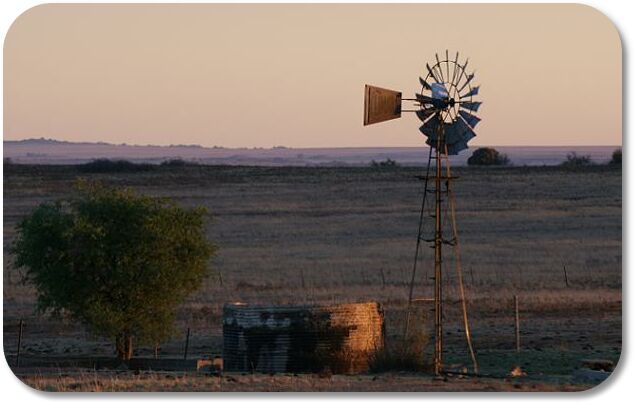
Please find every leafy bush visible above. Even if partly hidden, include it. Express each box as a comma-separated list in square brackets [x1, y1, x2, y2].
[78, 159, 154, 173]
[467, 147, 510, 166]
[12, 182, 216, 360]
[561, 152, 593, 167]
[610, 148, 622, 166]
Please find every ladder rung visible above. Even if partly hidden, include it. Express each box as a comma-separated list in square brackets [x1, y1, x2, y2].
[412, 298, 434, 302]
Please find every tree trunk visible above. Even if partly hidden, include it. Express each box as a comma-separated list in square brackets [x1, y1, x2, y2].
[116, 333, 133, 361]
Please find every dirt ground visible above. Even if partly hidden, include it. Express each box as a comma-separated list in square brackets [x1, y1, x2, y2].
[2, 163, 622, 391]
[14, 370, 593, 392]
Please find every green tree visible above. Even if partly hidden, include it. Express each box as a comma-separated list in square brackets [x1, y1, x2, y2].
[11, 182, 215, 360]
[467, 147, 510, 166]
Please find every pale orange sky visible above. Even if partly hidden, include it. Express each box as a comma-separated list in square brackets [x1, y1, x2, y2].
[3, 3, 621, 148]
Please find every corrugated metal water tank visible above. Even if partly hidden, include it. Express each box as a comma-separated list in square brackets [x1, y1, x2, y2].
[223, 302, 384, 374]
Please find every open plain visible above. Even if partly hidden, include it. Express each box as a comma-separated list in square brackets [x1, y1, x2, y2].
[2, 162, 621, 391]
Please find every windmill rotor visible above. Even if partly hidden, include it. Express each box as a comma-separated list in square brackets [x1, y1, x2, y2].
[416, 52, 482, 155]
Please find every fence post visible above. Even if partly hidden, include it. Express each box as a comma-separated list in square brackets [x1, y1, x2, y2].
[183, 328, 191, 360]
[300, 269, 306, 289]
[16, 319, 24, 368]
[514, 295, 520, 352]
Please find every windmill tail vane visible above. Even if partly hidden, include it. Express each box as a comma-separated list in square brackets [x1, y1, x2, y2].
[363, 50, 481, 376]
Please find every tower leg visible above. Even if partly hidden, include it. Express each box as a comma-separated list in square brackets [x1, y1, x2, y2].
[434, 118, 444, 376]
[443, 146, 479, 374]
[404, 146, 433, 339]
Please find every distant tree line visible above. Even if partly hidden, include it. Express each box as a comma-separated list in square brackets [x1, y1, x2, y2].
[560, 148, 621, 168]
[560, 152, 593, 168]
[76, 158, 201, 173]
[78, 159, 155, 173]
[370, 158, 399, 168]
[466, 147, 622, 167]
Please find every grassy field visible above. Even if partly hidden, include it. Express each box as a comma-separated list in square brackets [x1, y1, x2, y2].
[2, 163, 621, 391]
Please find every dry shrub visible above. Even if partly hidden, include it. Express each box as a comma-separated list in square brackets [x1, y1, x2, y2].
[369, 309, 431, 373]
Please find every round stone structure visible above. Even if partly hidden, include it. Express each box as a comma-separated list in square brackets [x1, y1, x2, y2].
[222, 301, 384, 374]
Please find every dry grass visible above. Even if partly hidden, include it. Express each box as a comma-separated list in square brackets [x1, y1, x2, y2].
[369, 307, 431, 373]
[3, 164, 621, 389]
[16, 370, 591, 392]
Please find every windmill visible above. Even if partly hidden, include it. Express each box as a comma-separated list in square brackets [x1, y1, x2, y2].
[363, 51, 481, 375]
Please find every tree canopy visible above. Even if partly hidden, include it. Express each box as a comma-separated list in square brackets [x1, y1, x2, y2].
[12, 182, 215, 360]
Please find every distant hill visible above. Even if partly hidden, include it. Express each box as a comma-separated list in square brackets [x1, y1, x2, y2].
[3, 138, 619, 167]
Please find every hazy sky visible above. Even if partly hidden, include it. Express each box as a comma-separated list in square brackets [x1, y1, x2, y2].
[4, 4, 621, 148]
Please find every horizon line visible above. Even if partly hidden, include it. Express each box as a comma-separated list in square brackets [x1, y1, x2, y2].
[3, 137, 622, 150]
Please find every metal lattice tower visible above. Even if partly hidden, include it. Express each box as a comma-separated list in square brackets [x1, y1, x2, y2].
[363, 50, 481, 376]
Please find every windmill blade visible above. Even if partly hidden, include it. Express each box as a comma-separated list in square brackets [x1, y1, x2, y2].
[460, 86, 480, 99]
[445, 50, 450, 82]
[419, 77, 431, 90]
[426, 63, 441, 84]
[457, 73, 475, 93]
[419, 114, 441, 137]
[431, 83, 449, 99]
[462, 128, 476, 143]
[463, 122, 477, 143]
[425, 129, 442, 147]
[458, 110, 481, 128]
[435, 53, 445, 82]
[415, 93, 435, 105]
[454, 58, 469, 90]
[447, 141, 469, 156]
[420, 117, 440, 138]
[415, 108, 435, 123]
[455, 116, 477, 142]
[444, 122, 462, 145]
[460, 101, 482, 112]
[449, 51, 460, 86]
